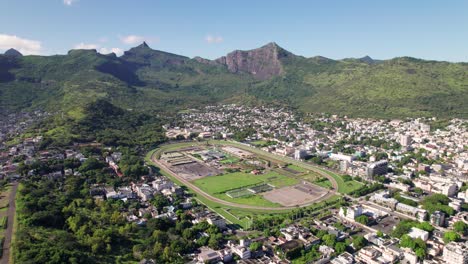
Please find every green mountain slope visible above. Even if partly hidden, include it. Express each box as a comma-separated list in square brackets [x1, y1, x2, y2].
[1, 43, 467, 118]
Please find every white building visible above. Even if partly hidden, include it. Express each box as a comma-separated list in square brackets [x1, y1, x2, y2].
[207, 215, 226, 230]
[330, 153, 354, 163]
[228, 240, 251, 260]
[400, 135, 412, 147]
[407, 227, 429, 241]
[331, 252, 354, 264]
[443, 241, 468, 264]
[339, 205, 363, 220]
[432, 182, 458, 197]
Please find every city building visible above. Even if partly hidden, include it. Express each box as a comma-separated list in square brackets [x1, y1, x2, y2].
[331, 252, 354, 264]
[339, 205, 363, 220]
[367, 160, 388, 179]
[432, 182, 458, 197]
[400, 135, 412, 147]
[430, 211, 445, 227]
[443, 241, 468, 264]
[407, 227, 429, 241]
[330, 153, 354, 163]
[206, 215, 227, 230]
[294, 149, 308, 160]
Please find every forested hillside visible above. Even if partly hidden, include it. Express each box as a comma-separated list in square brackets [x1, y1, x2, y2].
[1, 42, 467, 119]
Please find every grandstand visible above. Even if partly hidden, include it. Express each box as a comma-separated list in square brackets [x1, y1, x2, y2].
[248, 183, 274, 194]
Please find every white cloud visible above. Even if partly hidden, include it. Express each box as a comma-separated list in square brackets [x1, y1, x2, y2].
[0, 34, 42, 55]
[99, 47, 123, 56]
[63, 0, 78, 6]
[74, 42, 99, 49]
[119, 35, 159, 45]
[205, 34, 223, 44]
[73, 42, 123, 56]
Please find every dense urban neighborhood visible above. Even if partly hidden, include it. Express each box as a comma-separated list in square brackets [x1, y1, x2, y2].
[0, 104, 466, 264]
[2, 1, 468, 263]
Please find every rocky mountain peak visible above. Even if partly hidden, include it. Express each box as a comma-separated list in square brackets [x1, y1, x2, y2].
[214, 42, 293, 80]
[138, 41, 150, 49]
[4, 48, 23, 57]
[359, 55, 375, 64]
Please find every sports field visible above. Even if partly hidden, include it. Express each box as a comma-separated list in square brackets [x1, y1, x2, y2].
[146, 141, 353, 229]
[193, 171, 298, 194]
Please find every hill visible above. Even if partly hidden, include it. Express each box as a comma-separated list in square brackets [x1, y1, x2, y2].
[1, 42, 467, 119]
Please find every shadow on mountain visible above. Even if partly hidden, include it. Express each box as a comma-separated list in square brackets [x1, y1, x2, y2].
[0, 56, 19, 82]
[95, 60, 145, 86]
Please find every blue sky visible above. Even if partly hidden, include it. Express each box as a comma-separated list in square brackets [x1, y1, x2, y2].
[1, 0, 467, 61]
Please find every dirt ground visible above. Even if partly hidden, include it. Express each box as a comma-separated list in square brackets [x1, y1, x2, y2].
[262, 183, 328, 206]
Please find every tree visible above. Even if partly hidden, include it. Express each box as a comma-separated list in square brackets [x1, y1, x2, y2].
[182, 229, 196, 241]
[415, 247, 426, 260]
[151, 194, 169, 211]
[78, 158, 104, 172]
[416, 222, 434, 233]
[400, 235, 415, 249]
[376, 230, 384, 238]
[421, 194, 454, 215]
[249, 242, 262, 252]
[453, 221, 468, 235]
[355, 215, 369, 226]
[322, 234, 336, 247]
[392, 220, 417, 238]
[64, 158, 81, 171]
[152, 230, 169, 243]
[443, 231, 461, 244]
[208, 235, 221, 249]
[352, 235, 367, 250]
[334, 242, 346, 254]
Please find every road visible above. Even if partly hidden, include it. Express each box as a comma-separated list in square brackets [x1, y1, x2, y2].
[0, 182, 18, 264]
[150, 142, 340, 211]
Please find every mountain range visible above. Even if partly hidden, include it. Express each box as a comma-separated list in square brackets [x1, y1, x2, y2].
[1, 42, 467, 119]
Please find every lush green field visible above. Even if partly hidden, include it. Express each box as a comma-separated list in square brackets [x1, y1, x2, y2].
[147, 142, 350, 229]
[214, 193, 280, 207]
[319, 169, 364, 194]
[314, 179, 333, 189]
[250, 140, 269, 145]
[286, 164, 307, 173]
[211, 140, 365, 194]
[193, 171, 298, 194]
[219, 156, 240, 164]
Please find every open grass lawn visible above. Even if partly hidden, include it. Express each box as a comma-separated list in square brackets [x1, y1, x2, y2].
[314, 179, 333, 189]
[301, 171, 322, 182]
[286, 164, 307, 173]
[193, 171, 298, 194]
[147, 142, 352, 229]
[214, 193, 281, 207]
[219, 156, 240, 164]
[250, 140, 269, 146]
[318, 170, 364, 194]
